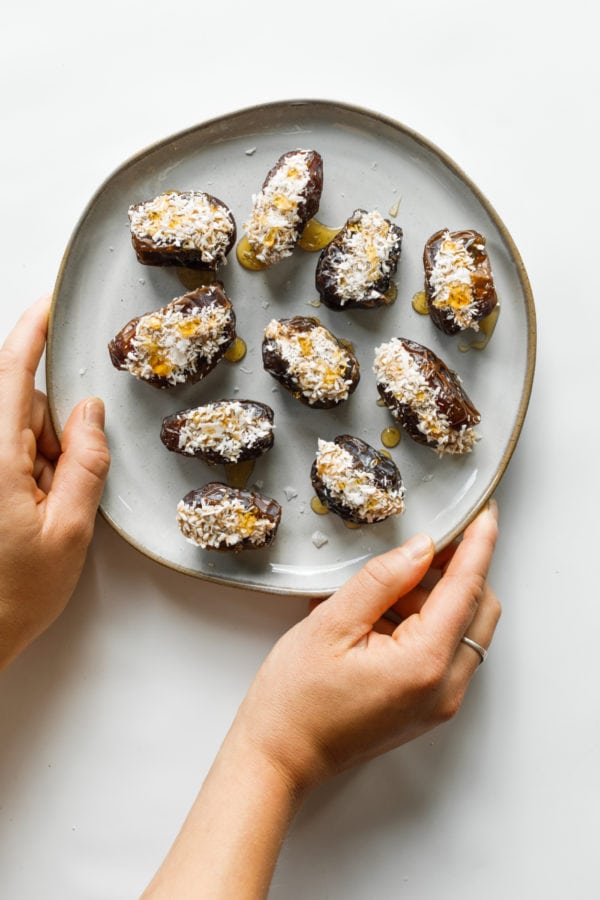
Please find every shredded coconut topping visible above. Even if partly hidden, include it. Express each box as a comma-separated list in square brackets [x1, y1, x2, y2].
[177, 495, 276, 549]
[428, 231, 478, 329]
[373, 339, 478, 454]
[126, 300, 233, 384]
[129, 191, 234, 265]
[315, 439, 405, 521]
[326, 211, 399, 305]
[264, 319, 354, 404]
[244, 151, 312, 265]
[176, 402, 273, 462]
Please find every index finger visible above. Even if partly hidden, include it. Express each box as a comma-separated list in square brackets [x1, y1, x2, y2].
[413, 500, 499, 653]
[0, 296, 51, 433]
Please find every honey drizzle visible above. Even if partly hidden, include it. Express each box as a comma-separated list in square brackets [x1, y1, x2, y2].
[344, 520, 361, 529]
[381, 427, 401, 448]
[412, 290, 429, 315]
[236, 236, 268, 270]
[176, 268, 216, 290]
[310, 496, 330, 515]
[224, 459, 255, 489]
[298, 218, 341, 252]
[224, 336, 247, 363]
[459, 305, 501, 353]
[382, 282, 398, 305]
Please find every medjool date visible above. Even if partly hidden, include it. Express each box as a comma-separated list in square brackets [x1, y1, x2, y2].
[176, 482, 281, 551]
[316, 209, 402, 309]
[243, 149, 323, 267]
[108, 284, 236, 389]
[262, 316, 360, 409]
[161, 400, 274, 464]
[310, 435, 405, 525]
[373, 337, 480, 454]
[128, 190, 236, 270]
[424, 228, 497, 334]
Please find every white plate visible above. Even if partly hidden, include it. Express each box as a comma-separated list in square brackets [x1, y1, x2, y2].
[48, 99, 536, 596]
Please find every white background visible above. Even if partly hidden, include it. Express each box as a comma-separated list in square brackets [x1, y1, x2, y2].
[1, 2, 598, 898]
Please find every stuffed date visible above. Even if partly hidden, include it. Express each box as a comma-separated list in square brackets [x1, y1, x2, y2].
[128, 190, 236, 270]
[424, 228, 497, 334]
[262, 316, 360, 409]
[176, 482, 281, 551]
[108, 284, 236, 388]
[161, 400, 274, 465]
[315, 209, 402, 309]
[373, 337, 480, 454]
[311, 435, 405, 525]
[243, 149, 323, 267]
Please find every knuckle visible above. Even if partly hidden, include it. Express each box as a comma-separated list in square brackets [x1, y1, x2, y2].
[360, 555, 397, 592]
[436, 691, 464, 724]
[79, 442, 111, 482]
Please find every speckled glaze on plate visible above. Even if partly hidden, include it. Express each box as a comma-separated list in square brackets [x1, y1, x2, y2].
[47, 99, 536, 596]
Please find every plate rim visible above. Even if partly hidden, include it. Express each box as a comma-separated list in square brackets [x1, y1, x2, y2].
[47, 97, 537, 596]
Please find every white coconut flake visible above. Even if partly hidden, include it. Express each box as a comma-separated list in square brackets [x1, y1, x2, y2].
[312, 530, 329, 548]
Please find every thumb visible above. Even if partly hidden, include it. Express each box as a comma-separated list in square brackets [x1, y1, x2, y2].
[46, 397, 110, 543]
[323, 533, 434, 633]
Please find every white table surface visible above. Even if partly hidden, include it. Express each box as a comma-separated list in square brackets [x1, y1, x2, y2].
[1, 3, 598, 898]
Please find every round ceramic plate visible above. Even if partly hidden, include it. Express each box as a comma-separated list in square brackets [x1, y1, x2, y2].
[48, 99, 536, 596]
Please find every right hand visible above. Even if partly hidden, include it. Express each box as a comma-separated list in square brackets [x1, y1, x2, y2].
[232, 502, 501, 795]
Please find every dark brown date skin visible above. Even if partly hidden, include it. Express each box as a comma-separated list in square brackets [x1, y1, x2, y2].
[261, 149, 323, 237]
[262, 316, 360, 409]
[129, 192, 236, 270]
[316, 209, 403, 309]
[161, 400, 274, 465]
[310, 435, 403, 525]
[424, 229, 497, 335]
[376, 338, 480, 448]
[181, 482, 282, 551]
[107, 284, 236, 390]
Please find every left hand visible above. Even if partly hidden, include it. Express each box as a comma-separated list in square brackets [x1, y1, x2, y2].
[0, 297, 110, 669]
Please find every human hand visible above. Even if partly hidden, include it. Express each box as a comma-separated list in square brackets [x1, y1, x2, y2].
[0, 297, 110, 670]
[233, 503, 500, 795]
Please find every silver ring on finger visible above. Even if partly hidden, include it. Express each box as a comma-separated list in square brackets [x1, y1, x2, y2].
[460, 635, 488, 665]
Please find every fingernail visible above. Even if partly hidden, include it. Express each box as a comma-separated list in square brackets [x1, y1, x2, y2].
[84, 397, 105, 430]
[402, 532, 433, 562]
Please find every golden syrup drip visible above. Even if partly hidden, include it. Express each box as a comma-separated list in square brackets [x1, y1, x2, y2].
[459, 304, 501, 353]
[224, 336, 247, 363]
[388, 197, 401, 218]
[339, 337, 355, 354]
[298, 218, 341, 252]
[381, 426, 401, 448]
[379, 448, 392, 459]
[307, 298, 321, 308]
[412, 290, 429, 315]
[376, 397, 387, 407]
[382, 282, 398, 305]
[176, 268, 216, 290]
[224, 459, 255, 489]
[236, 236, 268, 270]
[310, 496, 330, 516]
[344, 520, 361, 529]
